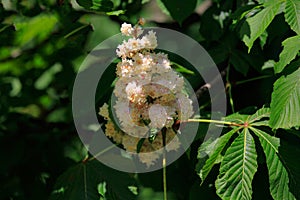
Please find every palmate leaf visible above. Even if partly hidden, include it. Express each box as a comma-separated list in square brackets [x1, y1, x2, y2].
[197, 128, 240, 184]
[274, 35, 300, 73]
[285, 0, 300, 35]
[49, 159, 137, 200]
[242, 0, 281, 52]
[250, 128, 296, 200]
[270, 68, 300, 129]
[215, 128, 258, 200]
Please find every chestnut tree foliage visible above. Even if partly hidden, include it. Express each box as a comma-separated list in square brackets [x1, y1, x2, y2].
[0, 0, 299, 199]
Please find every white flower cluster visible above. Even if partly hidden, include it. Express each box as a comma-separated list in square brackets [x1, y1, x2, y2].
[99, 21, 194, 167]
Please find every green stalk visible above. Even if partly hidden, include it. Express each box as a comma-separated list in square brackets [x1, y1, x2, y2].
[88, 145, 115, 161]
[226, 66, 235, 113]
[162, 128, 168, 200]
[187, 118, 242, 127]
[163, 152, 167, 200]
[235, 75, 272, 85]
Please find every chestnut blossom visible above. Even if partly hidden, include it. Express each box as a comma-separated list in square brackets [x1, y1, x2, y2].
[120, 23, 134, 36]
[99, 21, 194, 167]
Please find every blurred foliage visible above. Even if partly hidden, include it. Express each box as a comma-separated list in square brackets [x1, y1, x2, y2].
[0, 0, 299, 199]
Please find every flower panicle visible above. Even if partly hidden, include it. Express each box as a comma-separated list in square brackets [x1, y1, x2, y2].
[99, 20, 194, 167]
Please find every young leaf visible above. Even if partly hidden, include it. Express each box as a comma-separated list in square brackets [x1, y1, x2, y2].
[242, 1, 281, 52]
[285, 0, 300, 35]
[270, 68, 300, 129]
[250, 128, 296, 200]
[197, 128, 240, 184]
[216, 128, 258, 200]
[274, 35, 300, 73]
[160, 0, 197, 25]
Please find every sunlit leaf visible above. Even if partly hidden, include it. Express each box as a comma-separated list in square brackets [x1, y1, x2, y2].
[106, 10, 125, 16]
[285, 0, 300, 35]
[14, 13, 59, 49]
[248, 107, 270, 124]
[197, 128, 239, 184]
[250, 128, 296, 200]
[156, 0, 170, 16]
[274, 36, 300, 73]
[171, 62, 195, 75]
[34, 63, 62, 90]
[242, 1, 281, 51]
[261, 60, 276, 71]
[270, 68, 300, 129]
[216, 128, 258, 200]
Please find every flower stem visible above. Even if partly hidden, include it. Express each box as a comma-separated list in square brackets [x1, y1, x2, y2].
[163, 152, 167, 200]
[162, 128, 168, 200]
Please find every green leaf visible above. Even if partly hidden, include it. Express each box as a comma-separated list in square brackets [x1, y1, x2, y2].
[14, 13, 59, 49]
[34, 63, 62, 90]
[50, 160, 137, 200]
[224, 112, 249, 124]
[49, 161, 100, 200]
[229, 50, 250, 76]
[250, 128, 296, 200]
[242, 1, 281, 52]
[248, 107, 270, 124]
[278, 135, 300, 199]
[171, 62, 195, 75]
[76, 0, 113, 12]
[270, 68, 300, 129]
[197, 128, 239, 184]
[208, 44, 229, 64]
[261, 60, 276, 71]
[285, 0, 300, 35]
[259, 30, 268, 49]
[106, 10, 125, 16]
[231, 4, 259, 21]
[160, 0, 197, 25]
[63, 137, 88, 162]
[216, 128, 258, 200]
[156, 0, 170, 16]
[97, 182, 107, 198]
[274, 36, 300, 73]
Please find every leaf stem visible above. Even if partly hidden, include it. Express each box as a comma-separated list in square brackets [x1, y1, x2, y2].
[226, 66, 235, 113]
[88, 145, 115, 161]
[235, 75, 272, 85]
[187, 118, 242, 126]
[64, 24, 90, 39]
